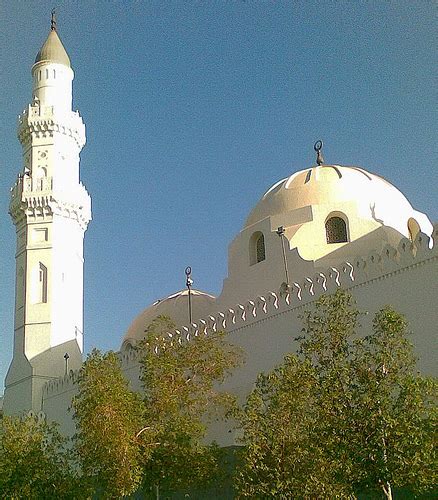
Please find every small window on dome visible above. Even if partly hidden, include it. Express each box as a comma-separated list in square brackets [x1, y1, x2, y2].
[326, 216, 348, 244]
[256, 234, 265, 263]
[250, 231, 266, 265]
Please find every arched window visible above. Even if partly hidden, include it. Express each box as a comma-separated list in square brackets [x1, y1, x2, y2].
[38, 263, 48, 303]
[325, 216, 348, 244]
[256, 233, 265, 263]
[249, 231, 266, 265]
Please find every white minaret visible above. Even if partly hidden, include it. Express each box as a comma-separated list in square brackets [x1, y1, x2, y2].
[3, 15, 91, 415]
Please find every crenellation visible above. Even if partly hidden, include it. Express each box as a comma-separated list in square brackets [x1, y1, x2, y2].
[18, 104, 85, 149]
[397, 238, 416, 266]
[303, 277, 315, 296]
[363, 251, 383, 279]
[38, 231, 438, 422]
[314, 272, 328, 292]
[413, 232, 432, 258]
[327, 267, 341, 289]
[43, 368, 79, 397]
[119, 235, 437, 355]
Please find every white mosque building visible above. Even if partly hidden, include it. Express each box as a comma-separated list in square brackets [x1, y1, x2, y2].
[2, 22, 437, 442]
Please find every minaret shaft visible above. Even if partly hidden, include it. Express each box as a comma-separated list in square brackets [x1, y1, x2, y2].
[3, 26, 91, 415]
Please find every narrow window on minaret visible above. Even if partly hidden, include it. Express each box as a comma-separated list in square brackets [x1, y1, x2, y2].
[31, 263, 48, 304]
[53, 69, 56, 79]
[46, 69, 49, 79]
[16, 267, 24, 309]
[39, 263, 48, 303]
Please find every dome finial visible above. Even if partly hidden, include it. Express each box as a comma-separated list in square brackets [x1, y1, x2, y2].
[185, 266, 194, 324]
[34, 10, 71, 67]
[51, 8, 57, 31]
[314, 140, 324, 166]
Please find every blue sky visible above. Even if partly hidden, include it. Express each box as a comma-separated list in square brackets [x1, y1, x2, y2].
[1, 1, 436, 390]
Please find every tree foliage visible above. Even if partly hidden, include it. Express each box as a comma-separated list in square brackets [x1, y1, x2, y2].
[72, 348, 146, 498]
[351, 308, 438, 497]
[138, 315, 243, 496]
[236, 289, 437, 499]
[0, 414, 74, 499]
[69, 316, 242, 498]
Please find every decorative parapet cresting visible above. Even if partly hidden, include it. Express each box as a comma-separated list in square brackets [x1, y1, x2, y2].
[9, 175, 91, 229]
[17, 105, 85, 149]
[121, 229, 436, 357]
[42, 369, 80, 398]
[43, 230, 437, 399]
[121, 264, 359, 357]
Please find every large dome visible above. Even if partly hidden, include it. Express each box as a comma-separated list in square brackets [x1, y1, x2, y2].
[244, 164, 432, 239]
[122, 289, 216, 346]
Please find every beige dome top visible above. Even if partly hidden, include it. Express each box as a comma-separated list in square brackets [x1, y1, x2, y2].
[34, 29, 71, 68]
[244, 165, 432, 238]
[122, 289, 217, 345]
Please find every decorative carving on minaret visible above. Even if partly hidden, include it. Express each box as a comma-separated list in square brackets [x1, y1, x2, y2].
[17, 105, 86, 149]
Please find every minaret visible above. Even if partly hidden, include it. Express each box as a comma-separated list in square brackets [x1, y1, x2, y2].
[3, 15, 91, 415]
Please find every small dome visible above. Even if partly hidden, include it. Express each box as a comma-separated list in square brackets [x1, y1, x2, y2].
[244, 164, 433, 240]
[34, 29, 71, 68]
[122, 289, 216, 345]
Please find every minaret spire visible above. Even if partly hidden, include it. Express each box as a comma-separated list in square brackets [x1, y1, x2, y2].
[51, 8, 57, 31]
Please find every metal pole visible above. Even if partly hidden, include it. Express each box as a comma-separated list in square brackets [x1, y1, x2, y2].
[185, 266, 193, 324]
[276, 226, 290, 286]
[63, 353, 69, 375]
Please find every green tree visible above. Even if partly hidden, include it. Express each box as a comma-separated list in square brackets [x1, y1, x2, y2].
[138, 315, 243, 497]
[72, 349, 146, 498]
[0, 414, 74, 499]
[236, 290, 437, 499]
[234, 355, 351, 498]
[71, 318, 242, 498]
[350, 307, 438, 499]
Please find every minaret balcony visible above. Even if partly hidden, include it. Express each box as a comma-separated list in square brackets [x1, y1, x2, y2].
[17, 104, 85, 149]
[9, 175, 91, 229]
[10, 175, 53, 200]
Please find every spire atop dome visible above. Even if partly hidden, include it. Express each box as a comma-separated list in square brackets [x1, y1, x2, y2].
[34, 12, 71, 68]
[51, 8, 57, 31]
[314, 140, 324, 166]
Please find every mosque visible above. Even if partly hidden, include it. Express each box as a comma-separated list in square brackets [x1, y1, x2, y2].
[2, 21, 437, 442]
